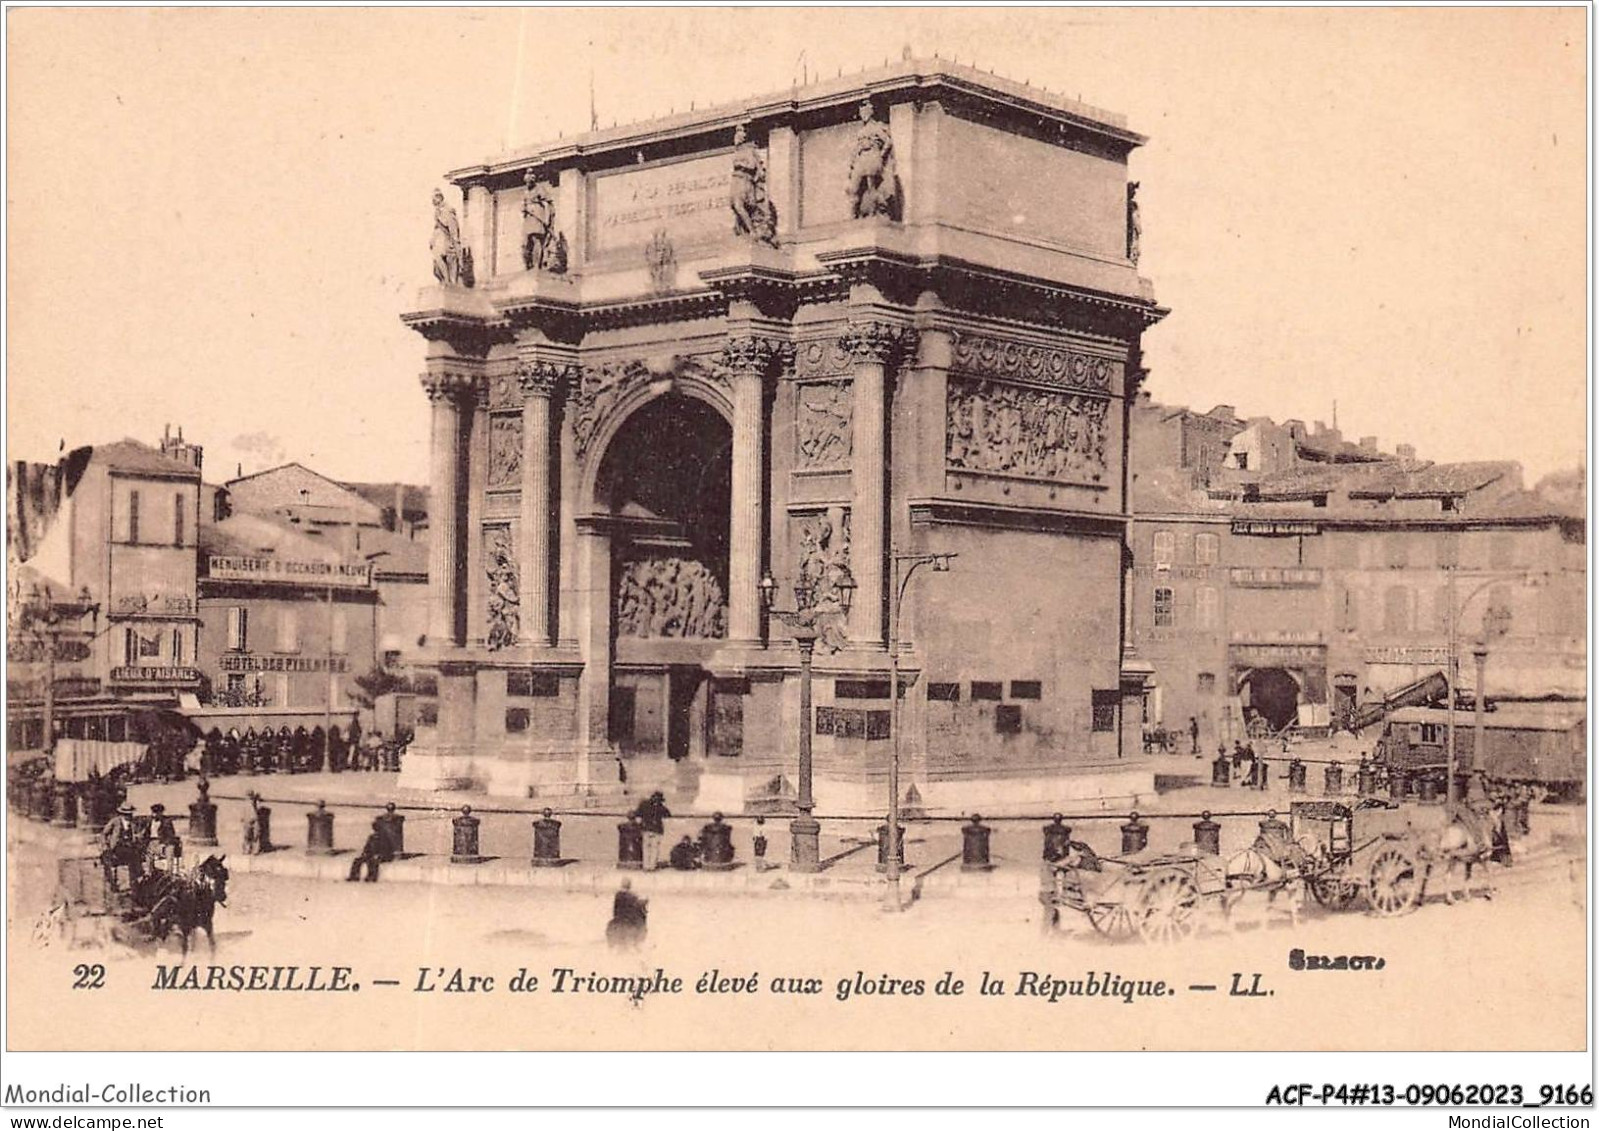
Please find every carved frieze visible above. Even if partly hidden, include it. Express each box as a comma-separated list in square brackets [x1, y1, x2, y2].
[484, 527, 520, 650]
[795, 382, 852, 468]
[946, 377, 1109, 484]
[487, 414, 523, 488]
[615, 556, 727, 639]
[487, 371, 521, 410]
[792, 510, 851, 652]
[794, 338, 855, 380]
[949, 331, 1120, 396]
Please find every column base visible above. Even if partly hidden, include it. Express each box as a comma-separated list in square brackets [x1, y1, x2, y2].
[789, 815, 821, 873]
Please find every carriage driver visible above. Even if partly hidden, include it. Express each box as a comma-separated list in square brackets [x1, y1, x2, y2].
[100, 803, 141, 891]
[146, 803, 183, 873]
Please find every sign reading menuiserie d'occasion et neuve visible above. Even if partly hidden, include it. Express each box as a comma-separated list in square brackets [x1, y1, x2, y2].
[208, 556, 372, 588]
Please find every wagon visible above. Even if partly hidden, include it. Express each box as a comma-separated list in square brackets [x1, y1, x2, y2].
[35, 855, 125, 949]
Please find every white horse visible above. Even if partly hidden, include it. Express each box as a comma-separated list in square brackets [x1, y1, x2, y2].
[1421, 804, 1502, 905]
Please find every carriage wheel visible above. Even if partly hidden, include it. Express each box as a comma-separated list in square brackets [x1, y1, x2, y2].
[1086, 901, 1137, 940]
[1137, 870, 1200, 944]
[1367, 847, 1423, 917]
[1309, 872, 1361, 911]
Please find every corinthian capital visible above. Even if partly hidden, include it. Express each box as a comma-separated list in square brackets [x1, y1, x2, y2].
[517, 358, 573, 398]
[419, 369, 479, 403]
[720, 334, 786, 378]
[840, 321, 914, 366]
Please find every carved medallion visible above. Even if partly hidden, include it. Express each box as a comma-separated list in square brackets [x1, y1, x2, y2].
[946, 377, 1109, 483]
[795, 338, 855, 380]
[950, 331, 1120, 396]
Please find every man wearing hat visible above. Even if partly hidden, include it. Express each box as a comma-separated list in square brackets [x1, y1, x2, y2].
[632, 791, 671, 872]
[146, 803, 183, 874]
[347, 818, 387, 883]
[100, 803, 139, 891]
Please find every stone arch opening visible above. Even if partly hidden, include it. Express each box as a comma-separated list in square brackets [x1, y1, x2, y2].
[1238, 667, 1302, 733]
[593, 393, 733, 763]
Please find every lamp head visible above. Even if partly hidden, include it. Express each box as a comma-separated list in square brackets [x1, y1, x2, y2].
[834, 568, 857, 615]
[792, 578, 815, 610]
[758, 572, 777, 611]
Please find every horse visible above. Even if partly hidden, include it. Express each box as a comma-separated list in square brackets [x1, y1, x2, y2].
[1420, 804, 1502, 905]
[138, 855, 229, 956]
[1219, 831, 1315, 927]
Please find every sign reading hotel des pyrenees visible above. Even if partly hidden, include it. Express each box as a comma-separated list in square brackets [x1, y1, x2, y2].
[589, 153, 731, 255]
[208, 555, 372, 588]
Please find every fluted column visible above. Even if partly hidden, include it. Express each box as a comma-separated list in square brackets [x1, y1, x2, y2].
[722, 336, 776, 645]
[517, 360, 566, 646]
[422, 372, 468, 647]
[842, 322, 909, 647]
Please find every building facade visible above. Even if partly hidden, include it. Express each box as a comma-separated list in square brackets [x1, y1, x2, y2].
[400, 61, 1166, 806]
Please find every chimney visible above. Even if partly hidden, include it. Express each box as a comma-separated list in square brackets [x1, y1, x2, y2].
[1359, 436, 1378, 452]
[393, 483, 405, 532]
[1396, 443, 1416, 460]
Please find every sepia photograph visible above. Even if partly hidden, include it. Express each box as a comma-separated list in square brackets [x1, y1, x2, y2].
[2, 3, 1591, 1108]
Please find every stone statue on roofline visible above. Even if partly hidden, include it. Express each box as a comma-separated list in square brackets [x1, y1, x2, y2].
[730, 124, 777, 245]
[522, 170, 566, 273]
[1126, 182, 1142, 266]
[846, 100, 901, 221]
[430, 189, 471, 287]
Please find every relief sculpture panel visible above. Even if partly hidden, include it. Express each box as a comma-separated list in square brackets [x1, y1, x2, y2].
[484, 527, 520, 650]
[946, 377, 1109, 484]
[615, 557, 727, 639]
[795, 381, 852, 468]
[487, 413, 523, 487]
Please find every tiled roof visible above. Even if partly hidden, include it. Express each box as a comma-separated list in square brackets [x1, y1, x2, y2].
[92, 440, 200, 478]
[358, 527, 430, 577]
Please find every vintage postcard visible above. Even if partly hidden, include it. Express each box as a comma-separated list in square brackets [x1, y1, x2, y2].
[3, 5, 1589, 1088]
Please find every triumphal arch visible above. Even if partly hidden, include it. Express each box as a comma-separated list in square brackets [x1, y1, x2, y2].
[400, 60, 1165, 810]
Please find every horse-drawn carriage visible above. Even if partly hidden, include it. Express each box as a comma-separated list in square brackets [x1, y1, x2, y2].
[1046, 798, 1501, 943]
[37, 850, 229, 955]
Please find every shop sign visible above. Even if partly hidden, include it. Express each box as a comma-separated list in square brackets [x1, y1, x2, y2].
[218, 654, 351, 674]
[1229, 644, 1325, 668]
[1363, 646, 1450, 665]
[110, 666, 201, 683]
[208, 556, 372, 588]
[1231, 520, 1320, 536]
[1229, 566, 1323, 588]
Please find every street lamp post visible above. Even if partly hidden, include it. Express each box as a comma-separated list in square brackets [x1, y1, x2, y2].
[884, 550, 956, 912]
[1444, 568, 1522, 805]
[760, 569, 855, 873]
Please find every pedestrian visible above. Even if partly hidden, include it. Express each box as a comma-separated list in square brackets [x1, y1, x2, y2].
[347, 818, 386, 882]
[752, 815, 770, 871]
[633, 790, 670, 871]
[606, 878, 648, 950]
[1189, 716, 1200, 756]
[669, 835, 702, 871]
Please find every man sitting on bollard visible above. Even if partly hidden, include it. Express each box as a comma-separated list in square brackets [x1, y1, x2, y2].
[634, 791, 671, 872]
[669, 835, 703, 871]
[347, 818, 387, 883]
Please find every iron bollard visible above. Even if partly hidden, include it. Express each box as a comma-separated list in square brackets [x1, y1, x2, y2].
[450, 805, 484, 864]
[532, 808, 563, 867]
[961, 815, 994, 872]
[1390, 769, 1411, 802]
[1042, 814, 1072, 862]
[1258, 810, 1290, 842]
[1288, 759, 1307, 793]
[1417, 775, 1440, 804]
[875, 823, 906, 872]
[1324, 762, 1344, 795]
[700, 813, 735, 871]
[188, 779, 219, 846]
[52, 781, 78, 828]
[306, 800, 336, 856]
[1120, 812, 1149, 855]
[1193, 811, 1221, 856]
[617, 816, 644, 870]
[377, 803, 405, 860]
[1211, 754, 1231, 787]
[1357, 757, 1375, 797]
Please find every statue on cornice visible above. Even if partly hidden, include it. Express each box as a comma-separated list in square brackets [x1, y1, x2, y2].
[1126, 182, 1142, 266]
[522, 171, 564, 273]
[730, 124, 777, 245]
[430, 189, 469, 287]
[846, 100, 901, 221]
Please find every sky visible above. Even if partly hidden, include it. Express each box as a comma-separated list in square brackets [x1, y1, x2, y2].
[5, 7, 1588, 486]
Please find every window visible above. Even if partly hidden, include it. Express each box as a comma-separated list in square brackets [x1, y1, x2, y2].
[1441, 496, 1459, 513]
[1195, 586, 1219, 630]
[226, 607, 249, 651]
[508, 670, 561, 697]
[1152, 531, 1175, 567]
[927, 682, 960, 702]
[123, 627, 137, 666]
[814, 707, 837, 735]
[970, 681, 1003, 701]
[865, 710, 891, 740]
[170, 629, 184, 666]
[1091, 690, 1118, 733]
[331, 609, 348, 654]
[1194, 533, 1219, 565]
[505, 708, 531, 734]
[127, 490, 140, 544]
[1420, 723, 1442, 744]
[277, 609, 299, 652]
[995, 704, 1023, 735]
[1235, 452, 1249, 471]
[226, 673, 246, 696]
[835, 678, 891, 699]
[1383, 586, 1414, 634]
[1010, 680, 1043, 700]
[1153, 586, 1175, 628]
[1197, 672, 1216, 695]
[174, 493, 186, 547]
